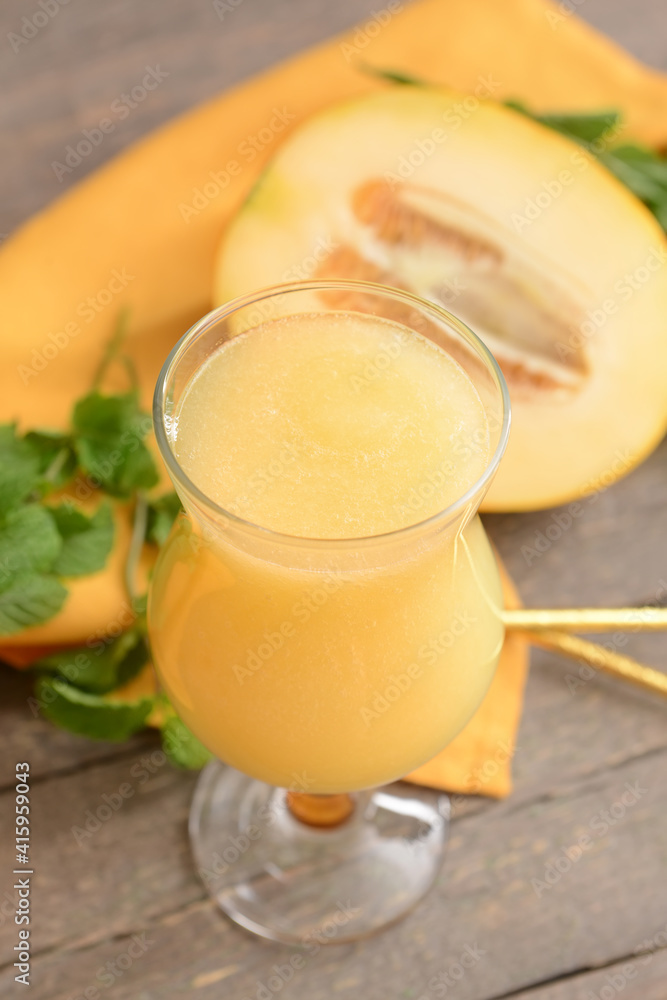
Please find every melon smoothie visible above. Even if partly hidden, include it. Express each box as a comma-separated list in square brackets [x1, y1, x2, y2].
[149, 301, 506, 793]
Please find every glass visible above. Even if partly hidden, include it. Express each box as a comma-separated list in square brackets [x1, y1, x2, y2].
[148, 280, 510, 944]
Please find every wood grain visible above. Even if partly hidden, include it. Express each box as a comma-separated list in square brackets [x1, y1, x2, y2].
[1, 1, 666, 998]
[0, 753, 664, 999]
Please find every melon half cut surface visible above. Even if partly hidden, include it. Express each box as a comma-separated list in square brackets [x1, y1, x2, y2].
[214, 87, 667, 511]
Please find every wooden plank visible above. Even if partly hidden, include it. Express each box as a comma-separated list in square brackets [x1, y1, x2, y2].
[2, 1, 667, 998]
[508, 948, 667, 1000]
[0, 751, 200, 966]
[1, 751, 664, 1000]
[0, 665, 156, 787]
[0, 0, 386, 235]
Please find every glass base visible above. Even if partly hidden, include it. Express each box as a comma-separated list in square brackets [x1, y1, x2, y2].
[189, 760, 450, 945]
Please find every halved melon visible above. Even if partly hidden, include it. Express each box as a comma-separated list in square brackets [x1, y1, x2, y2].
[213, 87, 667, 511]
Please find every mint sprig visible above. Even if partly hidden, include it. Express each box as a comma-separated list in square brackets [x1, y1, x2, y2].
[0, 574, 68, 635]
[32, 629, 208, 762]
[36, 676, 154, 742]
[51, 502, 115, 578]
[0, 313, 162, 636]
[160, 709, 213, 769]
[0, 425, 44, 513]
[0, 313, 200, 757]
[0, 502, 65, 634]
[505, 102, 667, 232]
[36, 625, 149, 695]
[31, 626, 155, 742]
[146, 492, 182, 547]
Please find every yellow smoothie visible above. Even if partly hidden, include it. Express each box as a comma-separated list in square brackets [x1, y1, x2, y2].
[149, 311, 504, 792]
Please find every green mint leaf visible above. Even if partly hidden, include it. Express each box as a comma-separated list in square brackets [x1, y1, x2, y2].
[161, 713, 212, 769]
[73, 390, 145, 441]
[609, 144, 667, 191]
[146, 492, 182, 547]
[51, 501, 115, 578]
[0, 504, 62, 579]
[24, 430, 78, 491]
[131, 593, 148, 617]
[653, 200, 667, 231]
[72, 391, 159, 497]
[363, 65, 426, 87]
[115, 440, 160, 495]
[504, 102, 667, 232]
[611, 143, 667, 166]
[539, 111, 619, 146]
[599, 150, 667, 204]
[92, 308, 132, 391]
[0, 424, 42, 512]
[35, 675, 153, 741]
[0, 573, 68, 635]
[504, 102, 620, 146]
[35, 625, 149, 694]
[0, 502, 68, 634]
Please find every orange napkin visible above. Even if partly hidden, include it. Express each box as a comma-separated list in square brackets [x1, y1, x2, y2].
[408, 554, 528, 798]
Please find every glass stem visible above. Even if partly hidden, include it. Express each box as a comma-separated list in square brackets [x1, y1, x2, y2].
[286, 792, 355, 828]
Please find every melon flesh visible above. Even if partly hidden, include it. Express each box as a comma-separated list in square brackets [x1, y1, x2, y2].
[213, 87, 667, 512]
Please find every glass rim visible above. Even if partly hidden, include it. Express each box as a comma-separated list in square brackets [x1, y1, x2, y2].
[153, 279, 511, 547]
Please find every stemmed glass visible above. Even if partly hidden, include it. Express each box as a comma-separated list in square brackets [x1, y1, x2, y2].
[148, 280, 510, 943]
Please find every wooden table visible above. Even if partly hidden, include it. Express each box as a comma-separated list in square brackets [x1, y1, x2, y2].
[2, 2, 666, 997]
